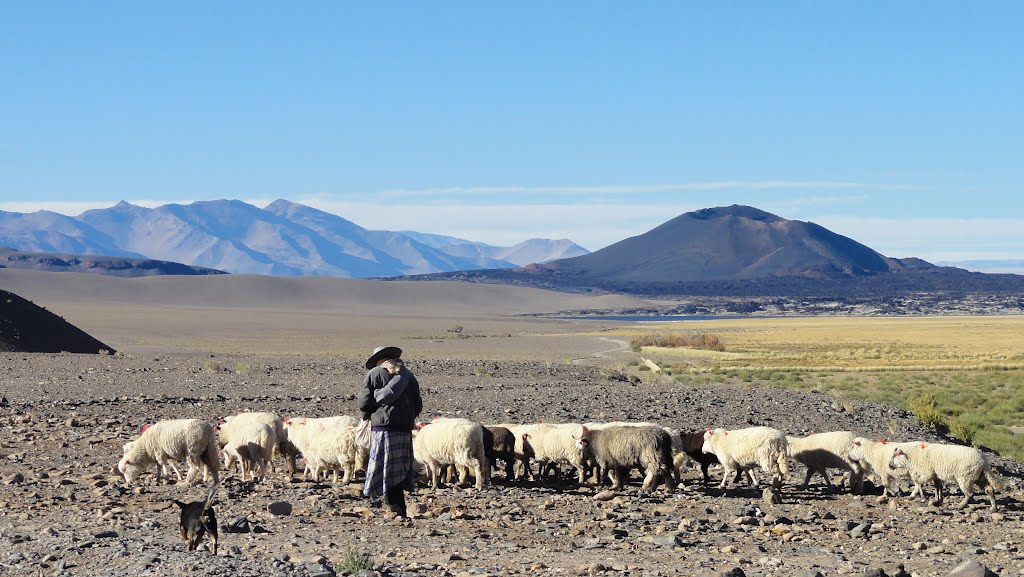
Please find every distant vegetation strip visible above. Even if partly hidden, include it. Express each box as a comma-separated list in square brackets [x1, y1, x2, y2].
[605, 316, 1024, 462]
[629, 332, 725, 352]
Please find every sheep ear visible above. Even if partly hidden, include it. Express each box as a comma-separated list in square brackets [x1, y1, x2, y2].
[879, 440, 886, 445]
[853, 440, 860, 446]
[581, 426, 588, 435]
[723, 431, 728, 436]
[920, 442, 926, 449]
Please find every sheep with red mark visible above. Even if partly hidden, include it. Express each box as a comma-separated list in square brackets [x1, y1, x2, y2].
[701, 426, 788, 490]
[115, 419, 219, 486]
[889, 441, 1002, 511]
[847, 437, 920, 496]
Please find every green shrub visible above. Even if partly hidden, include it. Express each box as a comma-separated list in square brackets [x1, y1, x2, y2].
[338, 547, 374, 573]
[949, 418, 979, 445]
[907, 392, 948, 432]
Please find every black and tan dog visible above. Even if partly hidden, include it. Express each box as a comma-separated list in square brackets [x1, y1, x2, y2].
[172, 482, 219, 555]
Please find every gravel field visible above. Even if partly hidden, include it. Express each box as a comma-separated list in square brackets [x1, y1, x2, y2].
[2, 352, 1024, 577]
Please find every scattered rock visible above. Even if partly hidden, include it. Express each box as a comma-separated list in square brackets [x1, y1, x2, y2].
[267, 501, 292, 516]
[946, 560, 997, 577]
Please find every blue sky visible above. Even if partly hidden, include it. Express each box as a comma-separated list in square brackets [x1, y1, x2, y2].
[1, 2, 1021, 262]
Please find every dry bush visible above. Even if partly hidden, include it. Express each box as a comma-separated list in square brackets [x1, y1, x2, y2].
[630, 332, 725, 352]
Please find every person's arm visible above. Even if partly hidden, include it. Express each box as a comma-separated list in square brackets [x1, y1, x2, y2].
[410, 374, 423, 418]
[373, 369, 409, 404]
[357, 371, 376, 415]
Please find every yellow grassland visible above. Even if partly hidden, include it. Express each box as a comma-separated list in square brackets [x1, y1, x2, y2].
[600, 316, 1024, 460]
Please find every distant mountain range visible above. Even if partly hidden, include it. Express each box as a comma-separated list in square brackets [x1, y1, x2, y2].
[0, 200, 588, 277]
[406, 205, 1024, 297]
[936, 260, 1024, 275]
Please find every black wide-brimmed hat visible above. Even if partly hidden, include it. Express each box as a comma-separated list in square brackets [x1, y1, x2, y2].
[365, 346, 402, 370]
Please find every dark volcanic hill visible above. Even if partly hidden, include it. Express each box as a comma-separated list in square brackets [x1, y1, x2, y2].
[402, 205, 1024, 297]
[0, 289, 114, 353]
[0, 247, 227, 277]
[539, 205, 930, 282]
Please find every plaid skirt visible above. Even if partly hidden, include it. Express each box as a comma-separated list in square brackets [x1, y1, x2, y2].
[363, 430, 413, 497]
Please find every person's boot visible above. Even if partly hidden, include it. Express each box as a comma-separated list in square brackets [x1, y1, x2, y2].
[385, 486, 407, 518]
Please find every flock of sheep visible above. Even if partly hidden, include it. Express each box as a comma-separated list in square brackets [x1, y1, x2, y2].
[112, 412, 1003, 512]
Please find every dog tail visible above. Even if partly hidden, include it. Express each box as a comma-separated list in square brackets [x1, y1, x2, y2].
[202, 481, 220, 511]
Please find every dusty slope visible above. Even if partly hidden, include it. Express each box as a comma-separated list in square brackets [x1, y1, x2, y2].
[0, 269, 646, 355]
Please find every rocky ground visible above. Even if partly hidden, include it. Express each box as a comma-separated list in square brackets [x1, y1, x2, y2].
[2, 352, 1023, 577]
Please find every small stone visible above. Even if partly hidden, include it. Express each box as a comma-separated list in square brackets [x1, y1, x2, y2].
[762, 487, 781, 505]
[93, 530, 118, 539]
[946, 560, 997, 577]
[267, 501, 292, 516]
[3, 473, 24, 485]
[850, 523, 871, 538]
[926, 545, 946, 554]
[593, 490, 615, 501]
[911, 542, 927, 550]
[720, 545, 738, 554]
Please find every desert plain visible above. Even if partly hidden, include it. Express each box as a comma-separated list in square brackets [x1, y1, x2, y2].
[2, 268, 1024, 577]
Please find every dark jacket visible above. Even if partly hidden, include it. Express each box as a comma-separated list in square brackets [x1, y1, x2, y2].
[357, 366, 422, 432]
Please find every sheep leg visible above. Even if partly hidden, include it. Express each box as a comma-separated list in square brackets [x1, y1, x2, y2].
[641, 466, 658, 492]
[473, 462, 484, 490]
[718, 465, 734, 489]
[932, 479, 944, 504]
[746, 468, 759, 487]
[429, 462, 440, 490]
[801, 468, 814, 488]
[955, 478, 975, 509]
[608, 466, 623, 489]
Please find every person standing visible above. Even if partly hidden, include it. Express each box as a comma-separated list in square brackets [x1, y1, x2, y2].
[358, 346, 422, 518]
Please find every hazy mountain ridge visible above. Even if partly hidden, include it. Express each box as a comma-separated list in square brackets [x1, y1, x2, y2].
[399, 231, 588, 266]
[0, 200, 589, 277]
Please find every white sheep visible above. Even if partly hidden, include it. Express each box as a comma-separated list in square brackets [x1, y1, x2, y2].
[218, 412, 287, 473]
[701, 426, 788, 490]
[222, 421, 276, 482]
[786, 431, 863, 492]
[889, 442, 1002, 511]
[283, 416, 364, 483]
[847, 437, 920, 496]
[116, 419, 220, 486]
[516, 423, 586, 483]
[413, 417, 489, 490]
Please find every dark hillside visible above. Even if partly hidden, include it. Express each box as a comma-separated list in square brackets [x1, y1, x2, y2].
[0, 289, 114, 353]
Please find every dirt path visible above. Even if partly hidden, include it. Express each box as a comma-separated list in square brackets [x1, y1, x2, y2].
[571, 336, 630, 364]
